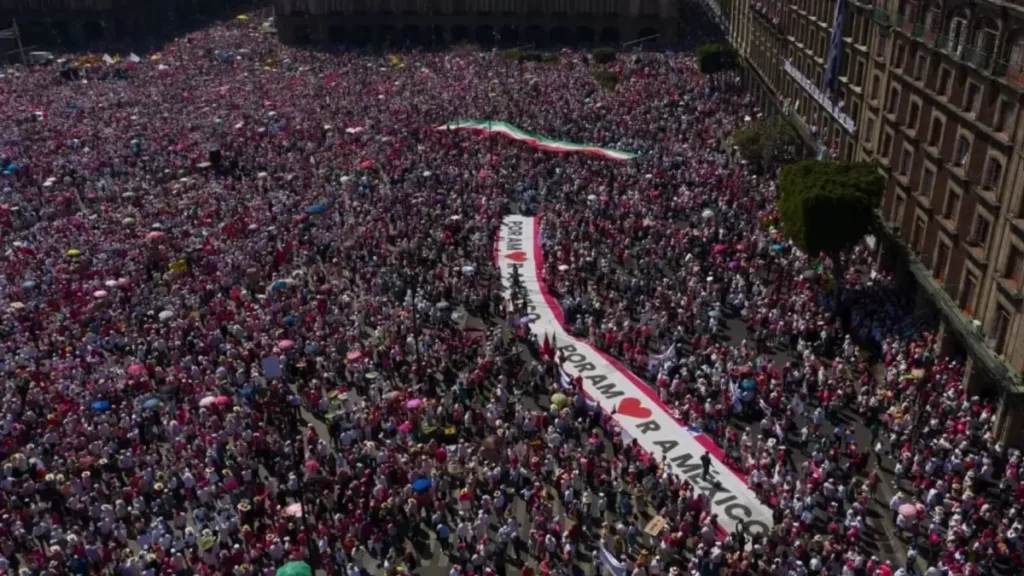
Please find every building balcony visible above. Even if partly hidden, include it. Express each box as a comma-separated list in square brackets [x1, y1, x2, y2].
[749, 1, 786, 35]
[997, 278, 1024, 302]
[993, 60, 1024, 92]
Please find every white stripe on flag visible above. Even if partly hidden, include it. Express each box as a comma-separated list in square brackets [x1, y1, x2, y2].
[559, 368, 574, 391]
[599, 542, 627, 576]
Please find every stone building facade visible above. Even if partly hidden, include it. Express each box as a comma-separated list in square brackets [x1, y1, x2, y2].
[272, 0, 681, 48]
[703, 0, 1024, 443]
[0, 0, 251, 47]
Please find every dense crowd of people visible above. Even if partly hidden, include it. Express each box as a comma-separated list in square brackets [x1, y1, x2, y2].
[0, 12, 1020, 576]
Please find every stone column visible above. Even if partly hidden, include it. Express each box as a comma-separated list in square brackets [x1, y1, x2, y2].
[935, 321, 957, 358]
[961, 357, 988, 398]
[995, 392, 1024, 448]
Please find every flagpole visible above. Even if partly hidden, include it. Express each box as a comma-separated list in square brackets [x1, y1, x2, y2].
[13, 19, 24, 66]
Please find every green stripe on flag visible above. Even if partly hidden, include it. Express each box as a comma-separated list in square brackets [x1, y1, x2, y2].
[438, 119, 638, 161]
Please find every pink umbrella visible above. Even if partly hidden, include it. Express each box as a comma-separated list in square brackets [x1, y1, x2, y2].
[199, 396, 216, 407]
[713, 244, 727, 254]
[346, 351, 362, 361]
[126, 364, 146, 376]
[93, 290, 108, 299]
[283, 503, 303, 517]
[145, 231, 166, 241]
[406, 398, 424, 409]
[304, 460, 320, 473]
[214, 396, 231, 407]
[278, 339, 295, 350]
[898, 503, 918, 517]
[398, 422, 414, 434]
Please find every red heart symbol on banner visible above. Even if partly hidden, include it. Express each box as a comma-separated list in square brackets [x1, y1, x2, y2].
[506, 251, 528, 263]
[617, 397, 653, 419]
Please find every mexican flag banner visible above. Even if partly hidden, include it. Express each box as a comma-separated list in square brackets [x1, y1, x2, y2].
[438, 119, 638, 161]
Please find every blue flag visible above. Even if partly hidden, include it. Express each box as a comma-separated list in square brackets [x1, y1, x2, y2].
[823, 0, 846, 100]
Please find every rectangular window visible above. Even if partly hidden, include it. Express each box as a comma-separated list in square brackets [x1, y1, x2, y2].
[893, 195, 906, 228]
[1007, 246, 1024, 283]
[865, 117, 875, 144]
[887, 87, 900, 114]
[992, 306, 1012, 355]
[984, 158, 1004, 190]
[934, 242, 950, 281]
[954, 136, 970, 167]
[964, 82, 981, 115]
[893, 42, 906, 69]
[881, 130, 893, 158]
[943, 188, 961, 221]
[900, 148, 914, 175]
[912, 216, 927, 252]
[937, 66, 952, 97]
[913, 53, 927, 81]
[929, 117, 944, 147]
[908, 101, 921, 130]
[994, 98, 1014, 134]
[921, 166, 936, 199]
[875, 32, 887, 58]
[971, 215, 991, 250]
[961, 272, 978, 315]
[950, 17, 968, 55]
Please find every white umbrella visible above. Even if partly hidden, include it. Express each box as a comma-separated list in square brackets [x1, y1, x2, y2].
[199, 396, 216, 408]
[701, 209, 715, 220]
[158, 310, 174, 321]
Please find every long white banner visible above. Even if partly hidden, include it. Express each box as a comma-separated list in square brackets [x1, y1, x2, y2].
[499, 215, 773, 539]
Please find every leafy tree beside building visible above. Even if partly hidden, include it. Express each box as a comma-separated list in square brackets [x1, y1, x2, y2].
[778, 160, 884, 282]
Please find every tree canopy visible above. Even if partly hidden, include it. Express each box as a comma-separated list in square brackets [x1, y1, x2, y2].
[591, 47, 616, 65]
[590, 69, 620, 90]
[733, 116, 801, 169]
[696, 43, 738, 75]
[778, 161, 885, 260]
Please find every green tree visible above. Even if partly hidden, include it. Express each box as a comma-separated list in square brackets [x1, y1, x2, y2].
[696, 43, 738, 75]
[778, 161, 884, 276]
[591, 47, 616, 65]
[590, 69, 620, 90]
[733, 116, 801, 169]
